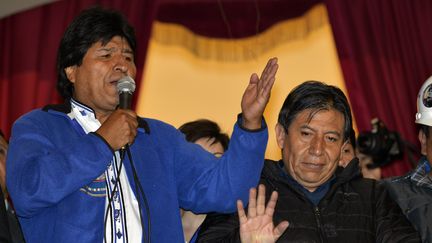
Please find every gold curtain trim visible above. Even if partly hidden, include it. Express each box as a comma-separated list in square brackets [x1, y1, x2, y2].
[151, 4, 328, 61]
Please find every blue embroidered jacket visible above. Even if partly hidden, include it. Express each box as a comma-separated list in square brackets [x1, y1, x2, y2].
[6, 102, 267, 243]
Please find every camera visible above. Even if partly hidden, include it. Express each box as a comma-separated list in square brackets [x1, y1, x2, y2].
[357, 118, 403, 168]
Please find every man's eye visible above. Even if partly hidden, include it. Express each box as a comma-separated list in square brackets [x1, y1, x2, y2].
[327, 136, 337, 142]
[301, 131, 311, 136]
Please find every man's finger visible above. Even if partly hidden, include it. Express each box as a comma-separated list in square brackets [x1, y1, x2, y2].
[237, 200, 247, 225]
[259, 76, 276, 100]
[257, 184, 266, 215]
[265, 191, 278, 217]
[248, 187, 257, 218]
[260, 57, 277, 81]
[274, 221, 289, 239]
[249, 73, 259, 86]
[259, 63, 278, 99]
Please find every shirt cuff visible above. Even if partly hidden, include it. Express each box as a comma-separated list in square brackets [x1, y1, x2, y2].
[236, 113, 267, 132]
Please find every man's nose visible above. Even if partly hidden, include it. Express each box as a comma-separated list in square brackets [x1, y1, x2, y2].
[113, 56, 128, 73]
[309, 136, 324, 156]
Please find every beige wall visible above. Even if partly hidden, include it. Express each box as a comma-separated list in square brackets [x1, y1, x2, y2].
[136, 5, 348, 160]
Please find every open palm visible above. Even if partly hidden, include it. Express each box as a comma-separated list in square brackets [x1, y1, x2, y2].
[237, 184, 289, 243]
[240, 58, 278, 130]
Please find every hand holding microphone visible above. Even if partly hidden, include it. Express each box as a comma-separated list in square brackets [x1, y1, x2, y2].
[96, 76, 138, 151]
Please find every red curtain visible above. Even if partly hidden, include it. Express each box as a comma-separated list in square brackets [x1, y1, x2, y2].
[3, 0, 432, 178]
[0, 0, 158, 138]
[325, 0, 432, 177]
[156, 0, 321, 38]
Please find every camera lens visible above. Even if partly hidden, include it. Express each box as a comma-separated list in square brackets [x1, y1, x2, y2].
[357, 132, 383, 156]
[356, 120, 403, 168]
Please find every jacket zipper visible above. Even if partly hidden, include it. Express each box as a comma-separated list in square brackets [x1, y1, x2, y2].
[314, 206, 326, 243]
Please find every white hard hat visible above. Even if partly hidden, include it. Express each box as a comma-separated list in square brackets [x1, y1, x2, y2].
[416, 76, 432, 126]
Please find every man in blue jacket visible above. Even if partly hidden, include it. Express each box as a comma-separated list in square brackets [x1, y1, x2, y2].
[6, 7, 278, 243]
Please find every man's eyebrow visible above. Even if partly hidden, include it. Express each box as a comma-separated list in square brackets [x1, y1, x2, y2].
[325, 131, 342, 137]
[96, 47, 127, 51]
[122, 49, 134, 54]
[95, 47, 133, 55]
[299, 124, 314, 131]
[299, 124, 342, 137]
[96, 47, 114, 53]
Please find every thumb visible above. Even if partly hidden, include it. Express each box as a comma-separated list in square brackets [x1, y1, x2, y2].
[249, 73, 259, 85]
[273, 221, 289, 239]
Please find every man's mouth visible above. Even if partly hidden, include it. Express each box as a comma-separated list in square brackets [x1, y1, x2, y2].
[302, 162, 324, 170]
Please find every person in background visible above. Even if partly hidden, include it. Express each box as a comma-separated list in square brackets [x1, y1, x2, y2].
[384, 76, 432, 242]
[178, 119, 230, 242]
[0, 131, 25, 243]
[357, 150, 382, 180]
[197, 81, 420, 242]
[178, 119, 229, 159]
[6, 7, 278, 243]
[338, 129, 382, 180]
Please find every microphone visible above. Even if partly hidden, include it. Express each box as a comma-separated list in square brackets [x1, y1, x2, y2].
[116, 76, 136, 109]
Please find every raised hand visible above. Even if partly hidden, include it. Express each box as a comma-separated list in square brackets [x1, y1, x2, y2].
[241, 57, 278, 130]
[237, 184, 289, 243]
[96, 109, 138, 151]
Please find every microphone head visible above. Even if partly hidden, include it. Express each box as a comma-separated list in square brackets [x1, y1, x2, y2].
[117, 76, 136, 94]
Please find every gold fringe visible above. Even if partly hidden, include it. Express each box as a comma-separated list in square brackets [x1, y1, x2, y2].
[151, 4, 329, 61]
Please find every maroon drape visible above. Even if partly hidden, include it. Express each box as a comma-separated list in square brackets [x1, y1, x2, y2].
[325, 0, 432, 177]
[157, 0, 321, 38]
[0, 0, 158, 138]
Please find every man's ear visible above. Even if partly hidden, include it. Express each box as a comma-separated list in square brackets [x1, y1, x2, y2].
[338, 140, 349, 165]
[275, 123, 286, 149]
[65, 66, 77, 83]
[340, 140, 349, 155]
[419, 130, 427, 156]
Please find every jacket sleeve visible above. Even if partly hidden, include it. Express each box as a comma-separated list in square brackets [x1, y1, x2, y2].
[197, 212, 241, 243]
[6, 112, 113, 217]
[375, 181, 421, 242]
[173, 116, 268, 213]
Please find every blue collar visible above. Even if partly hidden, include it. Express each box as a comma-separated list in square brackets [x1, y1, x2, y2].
[278, 161, 335, 206]
[424, 158, 431, 173]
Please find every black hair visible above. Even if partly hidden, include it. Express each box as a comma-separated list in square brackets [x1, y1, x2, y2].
[277, 81, 353, 141]
[56, 6, 136, 100]
[0, 130, 7, 144]
[179, 119, 230, 151]
[348, 128, 356, 150]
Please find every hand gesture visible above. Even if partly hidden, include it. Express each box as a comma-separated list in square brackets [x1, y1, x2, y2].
[96, 109, 138, 151]
[241, 57, 278, 130]
[237, 184, 289, 243]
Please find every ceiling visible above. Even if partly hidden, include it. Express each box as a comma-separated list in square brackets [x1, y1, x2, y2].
[0, 0, 56, 19]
